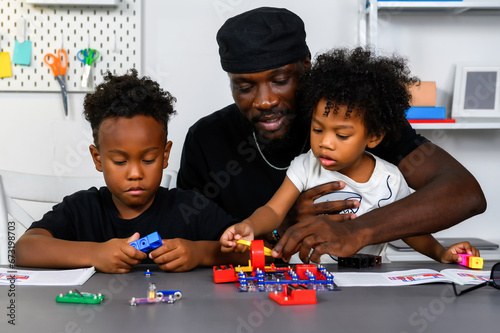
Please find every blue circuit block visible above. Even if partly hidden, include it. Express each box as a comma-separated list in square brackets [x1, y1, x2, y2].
[147, 232, 162, 250]
[129, 232, 163, 252]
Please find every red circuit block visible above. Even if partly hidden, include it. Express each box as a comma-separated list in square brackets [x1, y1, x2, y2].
[295, 264, 318, 280]
[250, 240, 266, 271]
[213, 265, 238, 283]
[269, 284, 317, 305]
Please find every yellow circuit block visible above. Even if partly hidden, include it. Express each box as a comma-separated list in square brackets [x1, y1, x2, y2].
[468, 256, 483, 269]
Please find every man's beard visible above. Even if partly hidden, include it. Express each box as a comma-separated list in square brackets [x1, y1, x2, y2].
[252, 108, 307, 154]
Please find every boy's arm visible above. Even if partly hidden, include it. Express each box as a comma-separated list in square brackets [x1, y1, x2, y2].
[15, 228, 147, 273]
[150, 239, 249, 272]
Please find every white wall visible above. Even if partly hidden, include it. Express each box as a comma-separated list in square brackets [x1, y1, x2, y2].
[1, 0, 499, 242]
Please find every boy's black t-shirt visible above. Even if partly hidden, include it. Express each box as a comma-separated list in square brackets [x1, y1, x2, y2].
[28, 187, 238, 263]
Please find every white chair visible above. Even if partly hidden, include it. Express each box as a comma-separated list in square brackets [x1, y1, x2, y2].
[0, 169, 177, 265]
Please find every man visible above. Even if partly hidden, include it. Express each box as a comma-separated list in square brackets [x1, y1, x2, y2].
[178, 7, 486, 263]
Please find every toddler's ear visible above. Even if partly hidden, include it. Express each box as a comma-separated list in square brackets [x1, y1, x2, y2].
[89, 145, 103, 172]
[367, 132, 385, 149]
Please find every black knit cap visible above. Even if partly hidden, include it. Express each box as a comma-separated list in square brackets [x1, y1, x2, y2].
[216, 7, 310, 74]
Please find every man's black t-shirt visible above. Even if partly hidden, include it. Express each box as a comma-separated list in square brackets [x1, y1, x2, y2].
[177, 104, 429, 220]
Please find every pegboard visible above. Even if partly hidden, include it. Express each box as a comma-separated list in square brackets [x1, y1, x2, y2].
[0, 0, 141, 92]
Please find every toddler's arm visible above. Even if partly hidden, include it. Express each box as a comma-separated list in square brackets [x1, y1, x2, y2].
[15, 228, 147, 273]
[220, 176, 301, 252]
[403, 235, 479, 263]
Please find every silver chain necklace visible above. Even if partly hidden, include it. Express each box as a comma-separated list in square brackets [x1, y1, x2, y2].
[252, 131, 307, 171]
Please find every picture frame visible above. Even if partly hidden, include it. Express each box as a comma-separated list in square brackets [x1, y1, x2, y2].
[451, 63, 500, 119]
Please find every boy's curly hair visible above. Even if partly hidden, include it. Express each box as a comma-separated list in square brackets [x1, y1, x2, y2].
[84, 69, 177, 146]
[298, 47, 418, 144]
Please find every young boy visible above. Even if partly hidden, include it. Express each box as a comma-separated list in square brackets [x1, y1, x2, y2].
[220, 47, 479, 264]
[15, 70, 243, 273]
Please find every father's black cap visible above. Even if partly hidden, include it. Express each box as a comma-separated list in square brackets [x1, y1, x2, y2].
[216, 7, 310, 74]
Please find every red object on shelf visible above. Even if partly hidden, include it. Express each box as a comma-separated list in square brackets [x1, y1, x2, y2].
[408, 119, 456, 123]
[269, 284, 317, 305]
[213, 265, 238, 283]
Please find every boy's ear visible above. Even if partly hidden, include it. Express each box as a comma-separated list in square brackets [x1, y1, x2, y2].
[89, 145, 103, 172]
[163, 141, 173, 169]
[366, 132, 385, 149]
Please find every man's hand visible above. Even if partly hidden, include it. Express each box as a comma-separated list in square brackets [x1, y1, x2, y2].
[272, 216, 363, 263]
[274, 181, 358, 262]
[286, 181, 358, 225]
[92, 232, 147, 273]
[150, 238, 200, 272]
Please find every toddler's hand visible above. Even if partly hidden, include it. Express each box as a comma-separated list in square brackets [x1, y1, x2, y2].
[439, 241, 480, 264]
[220, 221, 254, 253]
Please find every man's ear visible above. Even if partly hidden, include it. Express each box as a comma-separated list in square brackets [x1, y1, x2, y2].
[367, 132, 385, 149]
[163, 141, 173, 169]
[303, 56, 311, 70]
[89, 145, 103, 172]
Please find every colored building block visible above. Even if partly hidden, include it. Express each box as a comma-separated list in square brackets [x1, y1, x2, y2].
[213, 265, 239, 283]
[295, 264, 318, 280]
[458, 254, 483, 269]
[129, 232, 163, 252]
[147, 232, 162, 249]
[468, 257, 483, 269]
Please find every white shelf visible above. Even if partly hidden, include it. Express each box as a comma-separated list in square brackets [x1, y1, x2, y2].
[358, 1, 500, 47]
[411, 121, 500, 130]
[377, 1, 500, 14]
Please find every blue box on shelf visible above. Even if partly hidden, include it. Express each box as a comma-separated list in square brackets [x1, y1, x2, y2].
[406, 107, 446, 119]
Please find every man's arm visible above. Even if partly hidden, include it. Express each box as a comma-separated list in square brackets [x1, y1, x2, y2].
[15, 228, 147, 273]
[367, 142, 486, 243]
[273, 142, 486, 262]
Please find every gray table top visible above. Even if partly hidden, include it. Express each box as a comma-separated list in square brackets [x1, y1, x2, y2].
[1, 262, 499, 333]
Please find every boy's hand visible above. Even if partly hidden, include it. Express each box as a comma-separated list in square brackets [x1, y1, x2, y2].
[439, 241, 480, 264]
[149, 238, 199, 272]
[220, 222, 255, 253]
[92, 232, 147, 273]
